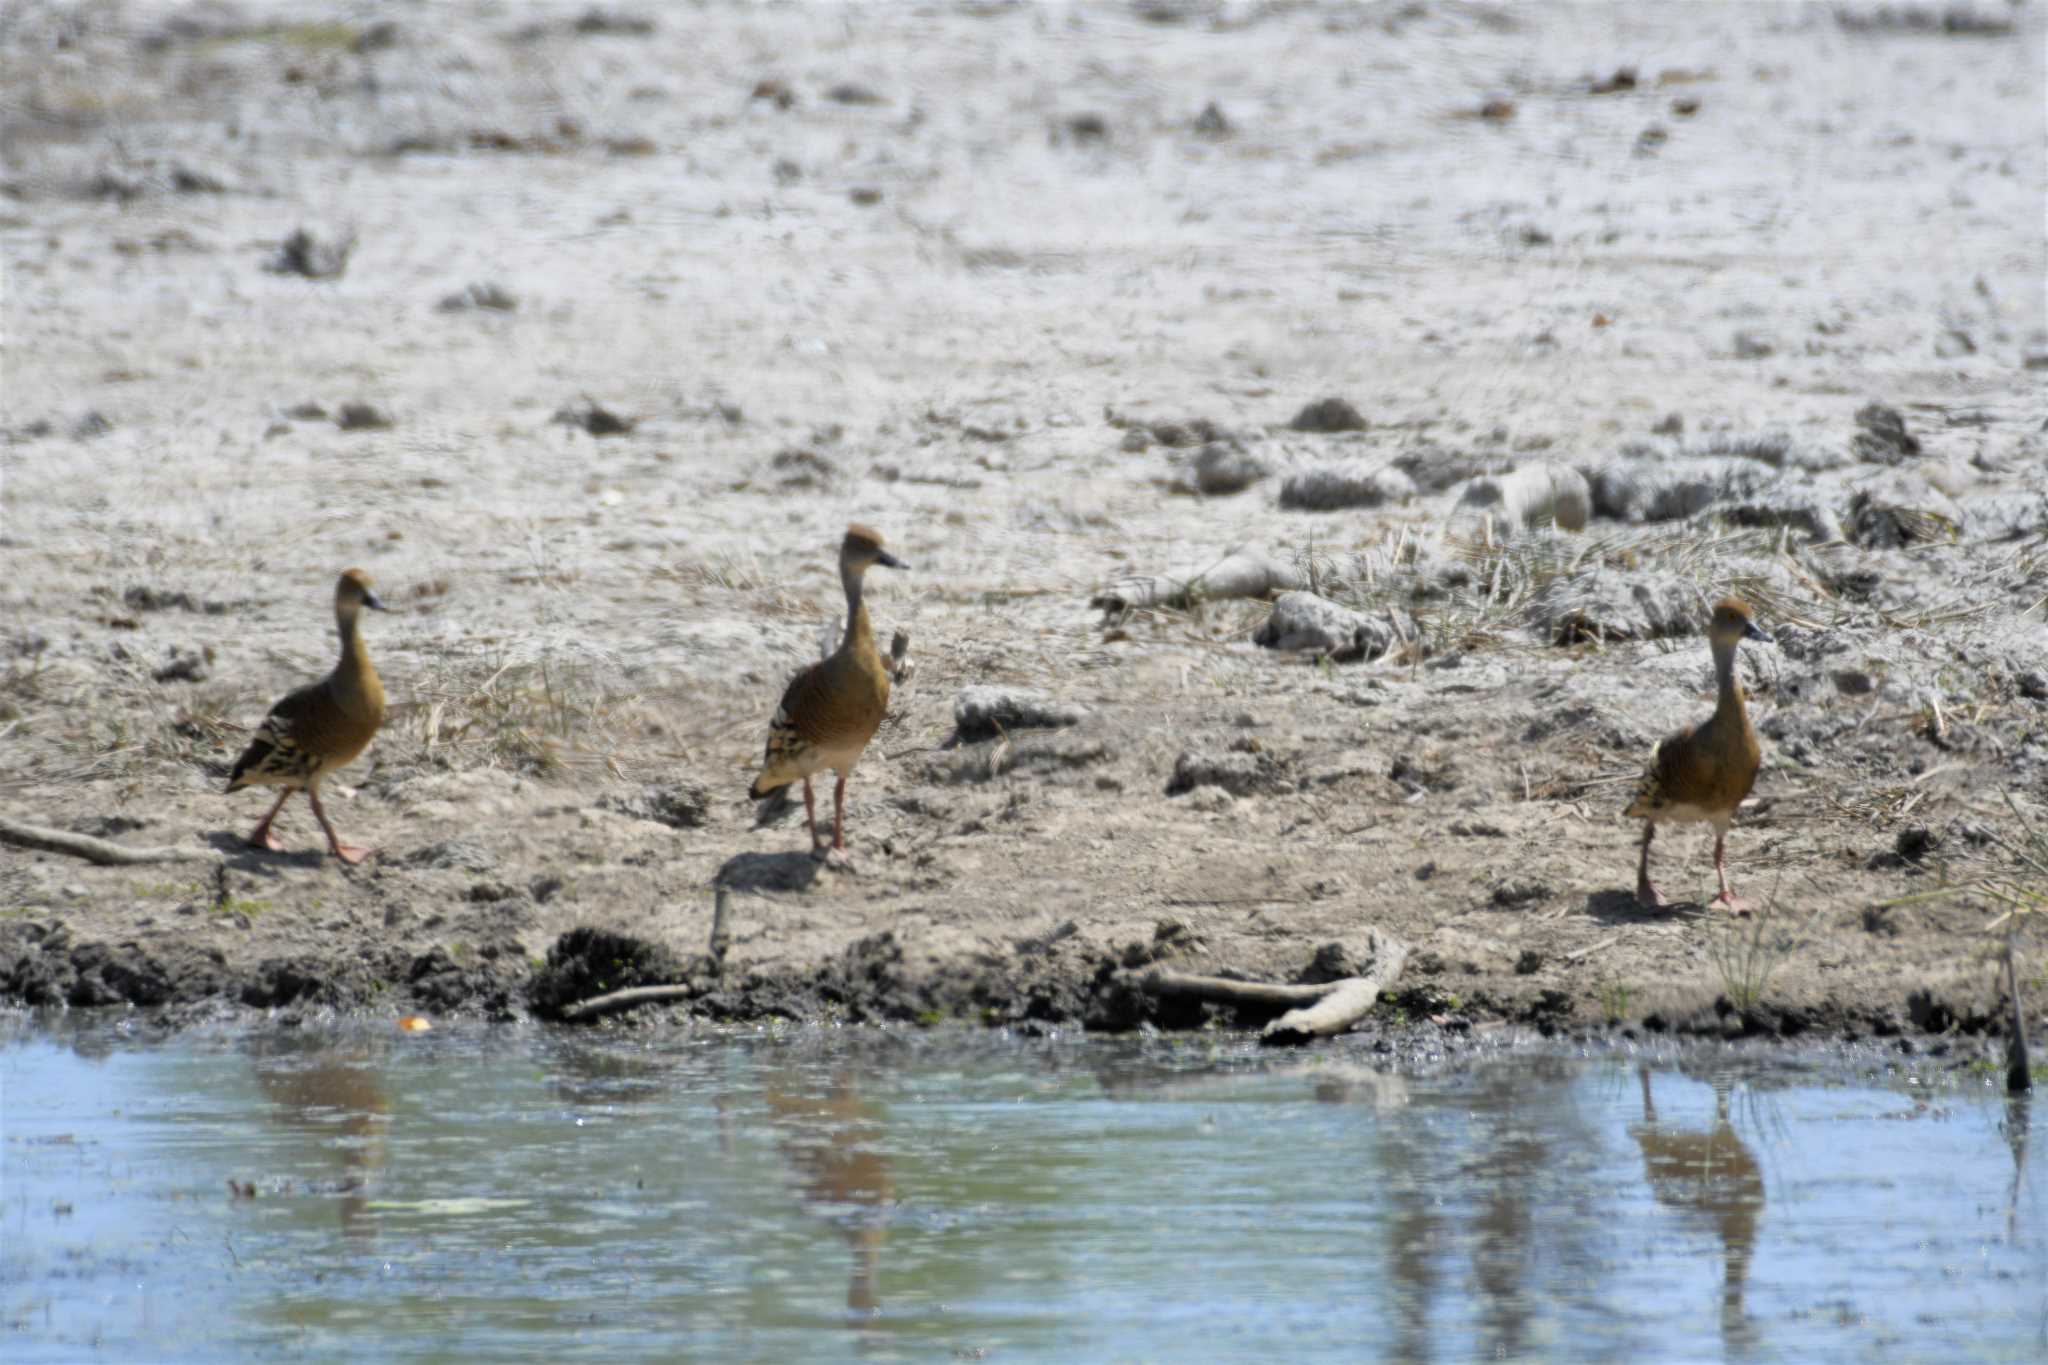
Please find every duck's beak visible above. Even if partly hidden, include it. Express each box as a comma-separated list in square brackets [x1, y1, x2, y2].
[1743, 619, 1771, 644]
[362, 590, 391, 612]
[875, 550, 908, 571]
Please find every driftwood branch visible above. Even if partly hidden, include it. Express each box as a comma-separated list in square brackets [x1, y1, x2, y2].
[558, 982, 696, 1022]
[1260, 933, 1409, 1046]
[1130, 967, 1336, 1009]
[0, 814, 220, 866]
[1091, 547, 1303, 614]
[1125, 932, 1410, 1046]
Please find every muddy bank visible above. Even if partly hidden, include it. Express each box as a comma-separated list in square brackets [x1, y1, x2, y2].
[2, 1, 2044, 1054]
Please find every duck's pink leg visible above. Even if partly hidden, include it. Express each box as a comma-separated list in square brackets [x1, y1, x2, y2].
[246, 788, 293, 853]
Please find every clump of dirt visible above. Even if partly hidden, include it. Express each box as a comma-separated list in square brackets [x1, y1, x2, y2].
[528, 927, 689, 1019]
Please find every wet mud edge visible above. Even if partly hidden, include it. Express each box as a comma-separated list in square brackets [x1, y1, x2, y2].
[0, 916, 2025, 1061]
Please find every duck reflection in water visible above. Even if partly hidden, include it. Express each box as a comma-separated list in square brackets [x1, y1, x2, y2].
[1629, 1067, 1764, 1353]
[765, 1069, 896, 1320]
[250, 1039, 393, 1242]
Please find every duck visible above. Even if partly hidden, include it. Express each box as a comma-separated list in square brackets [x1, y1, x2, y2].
[750, 524, 907, 862]
[1625, 597, 1771, 912]
[226, 568, 390, 864]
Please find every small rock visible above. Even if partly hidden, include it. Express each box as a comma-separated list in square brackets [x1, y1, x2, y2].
[267, 227, 353, 280]
[335, 402, 392, 432]
[596, 782, 710, 830]
[1192, 101, 1231, 137]
[1148, 417, 1228, 449]
[2017, 671, 2048, 701]
[1851, 403, 1920, 463]
[771, 448, 836, 487]
[1934, 329, 1975, 358]
[553, 400, 635, 436]
[1060, 112, 1109, 141]
[1846, 472, 1961, 547]
[1731, 330, 1775, 359]
[1894, 826, 1940, 863]
[1119, 429, 1152, 454]
[573, 9, 656, 36]
[1184, 785, 1236, 814]
[1455, 462, 1590, 532]
[283, 401, 327, 421]
[1187, 442, 1267, 495]
[826, 82, 884, 106]
[1278, 461, 1414, 511]
[436, 282, 518, 313]
[953, 686, 1087, 741]
[152, 648, 208, 684]
[1167, 749, 1291, 798]
[1584, 454, 1779, 522]
[1525, 569, 1698, 643]
[1299, 943, 1355, 984]
[1492, 881, 1550, 908]
[1288, 396, 1368, 433]
[1254, 592, 1408, 660]
[1514, 950, 1544, 975]
[849, 186, 883, 207]
[70, 411, 114, 440]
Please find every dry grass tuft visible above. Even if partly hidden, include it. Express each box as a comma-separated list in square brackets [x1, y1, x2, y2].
[1306, 521, 1836, 655]
[394, 657, 646, 780]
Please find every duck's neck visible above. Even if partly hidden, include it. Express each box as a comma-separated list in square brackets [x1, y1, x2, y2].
[841, 561, 874, 652]
[1711, 639, 1744, 718]
[335, 605, 373, 687]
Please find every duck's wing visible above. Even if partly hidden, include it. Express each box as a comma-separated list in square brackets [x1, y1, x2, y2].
[226, 679, 329, 791]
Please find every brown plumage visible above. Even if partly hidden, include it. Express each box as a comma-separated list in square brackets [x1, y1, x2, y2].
[227, 568, 390, 864]
[750, 524, 907, 860]
[1625, 597, 1771, 911]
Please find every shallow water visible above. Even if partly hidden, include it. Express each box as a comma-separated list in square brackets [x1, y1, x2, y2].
[3, 1024, 2042, 1363]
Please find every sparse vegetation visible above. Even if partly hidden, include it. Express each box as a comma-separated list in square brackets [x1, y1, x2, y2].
[1706, 881, 1819, 1014]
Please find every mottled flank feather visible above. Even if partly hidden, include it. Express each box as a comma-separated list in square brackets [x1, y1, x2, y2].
[228, 684, 352, 789]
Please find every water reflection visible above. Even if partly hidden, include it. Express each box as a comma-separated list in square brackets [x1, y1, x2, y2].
[248, 1038, 393, 1242]
[2005, 1094, 2032, 1245]
[1629, 1067, 1764, 1355]
[763, 1068, 896, 1319]
[5, 1023, 2039, 1364]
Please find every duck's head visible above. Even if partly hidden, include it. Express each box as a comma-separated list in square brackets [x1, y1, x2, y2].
[841, 524, 907, 573]
[336, 568, 390, 615]
[1709, 597, 1770, 647]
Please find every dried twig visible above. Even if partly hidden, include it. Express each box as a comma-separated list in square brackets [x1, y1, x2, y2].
[0, 813, 219, 866]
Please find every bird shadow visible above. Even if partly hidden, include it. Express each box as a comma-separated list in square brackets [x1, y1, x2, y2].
[200, 830, 329, 874]
[717, 850, 824, 894]
[1584, 888, 1701, 924]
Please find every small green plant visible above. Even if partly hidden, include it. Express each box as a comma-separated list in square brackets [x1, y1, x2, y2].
[1705, 883, 1814, 1013]
[213, 895, 273, 918]
[132, 879, 202, 901]
[1598, 979, 1633, 1024]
